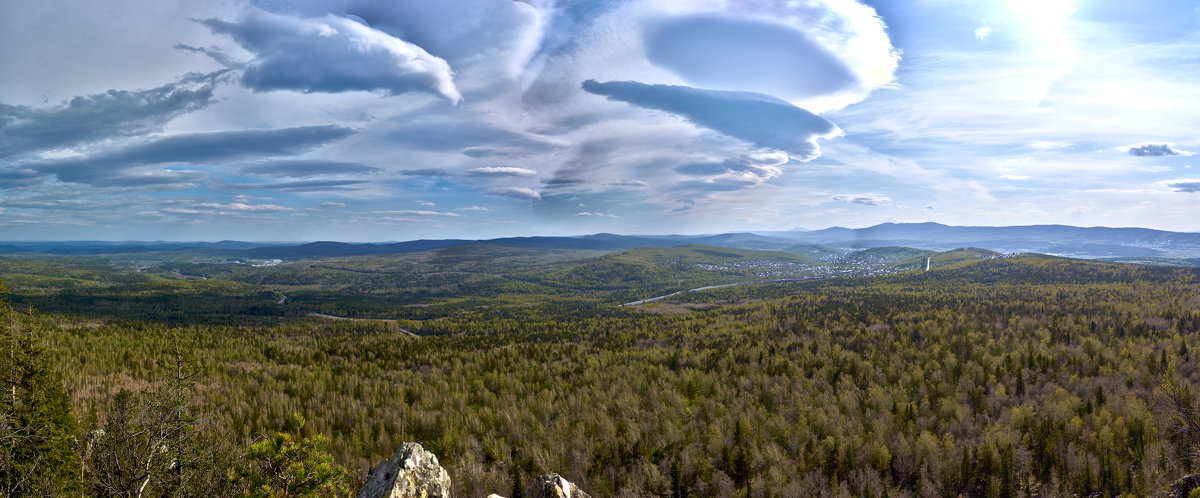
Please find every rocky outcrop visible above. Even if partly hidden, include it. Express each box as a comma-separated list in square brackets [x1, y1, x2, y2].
[526, 473, 591, 498]
[1165, 473, 1200, 498]
[358, 442, 451, 498]
[357, 443, 591, 498]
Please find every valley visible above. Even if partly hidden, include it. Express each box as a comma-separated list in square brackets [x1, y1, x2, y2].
[3, 229, 1200, 496]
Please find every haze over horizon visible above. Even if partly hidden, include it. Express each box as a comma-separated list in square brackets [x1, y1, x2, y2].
[3, 0, 1199, 242]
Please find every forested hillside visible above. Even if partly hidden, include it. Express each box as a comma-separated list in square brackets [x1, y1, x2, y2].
[4, 252, 1200, 496]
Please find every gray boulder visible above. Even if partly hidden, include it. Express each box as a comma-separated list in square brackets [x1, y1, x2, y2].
[527, 474, 590, 498]
[358, 442, 452, 498]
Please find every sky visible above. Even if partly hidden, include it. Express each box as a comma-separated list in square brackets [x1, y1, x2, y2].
[1, 0, 1199, 241]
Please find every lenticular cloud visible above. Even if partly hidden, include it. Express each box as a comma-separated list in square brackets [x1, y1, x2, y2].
[201, 10, 462, 102]
[582, 80, 840, 161]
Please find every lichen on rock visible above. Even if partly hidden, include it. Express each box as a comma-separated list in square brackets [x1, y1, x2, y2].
[357, 442, 452, 498]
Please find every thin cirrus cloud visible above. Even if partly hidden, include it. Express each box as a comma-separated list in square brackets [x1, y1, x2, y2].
[29, 125, 356, 187]
[400, 168, 454, 177]
[468, 166, 537, 177]
[375, 210, 462, 217]
[485, 187, 541, 201]
[582, 80, 840, 161]
[575, 211, 617, 218]
[200, 10, 462, 102]
[194, 202, 293, 212]
[340, 0, 542, 84]
[217, 179, 370, 192]
[674, 152, 788, 183]
[238, 159, 380, 178]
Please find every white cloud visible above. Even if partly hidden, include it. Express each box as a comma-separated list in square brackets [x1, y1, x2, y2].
[606, 180, 649, 187]
[1030, 141, 1070, 150]
[193, 202, 294, 212]
[1161, 178, 1200, 193]
[467, 166, 537, 177]
[1117, 142, 1192, 157]
[485, 187, 541, 201]
[974, 25, 992, 41]
[583, 80, 839, 161]
[201, 10, 462, 102]
[524, 0, 897, 114]
[374, 210, 462, 217]
[0, 0, 910, 239]
[832, 194, 891, 205]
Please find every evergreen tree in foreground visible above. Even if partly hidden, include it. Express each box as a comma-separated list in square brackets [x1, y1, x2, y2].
[232, 413, 349, 497]
[0, 279, 81, 495]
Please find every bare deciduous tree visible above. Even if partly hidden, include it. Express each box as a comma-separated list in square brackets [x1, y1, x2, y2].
[1153, 377, 1200, 471]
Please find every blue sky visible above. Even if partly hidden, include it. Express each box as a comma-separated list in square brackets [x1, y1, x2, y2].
[1, 0, 1198, 241]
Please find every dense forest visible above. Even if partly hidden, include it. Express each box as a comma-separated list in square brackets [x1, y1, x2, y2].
[3, 248, 1200, 496]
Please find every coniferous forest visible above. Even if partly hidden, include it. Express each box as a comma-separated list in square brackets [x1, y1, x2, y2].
[3, 248, 1200, 496]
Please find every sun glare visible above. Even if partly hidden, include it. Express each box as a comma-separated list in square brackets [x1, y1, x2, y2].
[1007, 0, 1077, 31]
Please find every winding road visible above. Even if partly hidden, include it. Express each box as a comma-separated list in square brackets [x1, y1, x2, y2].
[305, 312, 420, 337]
[620, 277, 819, 306]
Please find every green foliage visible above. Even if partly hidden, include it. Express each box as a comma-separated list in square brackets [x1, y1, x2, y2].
[11, 254, 1200, 495]
[1, 243, 993, 321]
[82, 337, 239, 498]
[0, 279, 80, 496]
[232, 414, 349, 497]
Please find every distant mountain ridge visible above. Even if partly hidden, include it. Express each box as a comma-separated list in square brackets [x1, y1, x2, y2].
[2, 222, 1200, 261]
[773, 222, 1200, 257]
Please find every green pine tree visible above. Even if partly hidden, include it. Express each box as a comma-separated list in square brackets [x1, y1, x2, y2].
[0, 279, 81, 496]
[232, 413, 349, 497]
